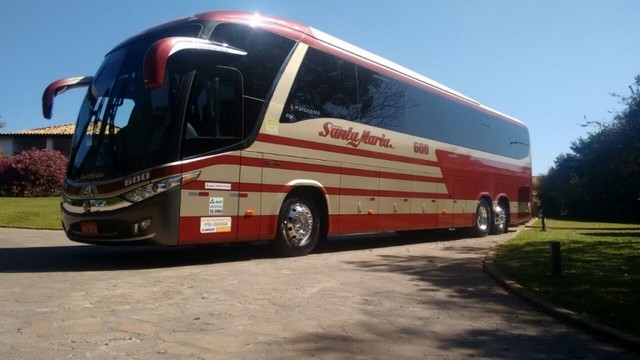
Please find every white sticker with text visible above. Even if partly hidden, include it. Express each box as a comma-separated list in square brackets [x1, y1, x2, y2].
[205, 182, 232, 190]
[209, 197, 224, 215]
[200, 217, 232, 233]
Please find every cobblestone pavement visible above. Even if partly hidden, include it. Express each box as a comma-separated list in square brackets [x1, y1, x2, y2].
[0, 227, 636, 359]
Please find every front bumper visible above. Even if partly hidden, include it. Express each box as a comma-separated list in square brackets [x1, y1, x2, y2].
[61, 189, 180, 246]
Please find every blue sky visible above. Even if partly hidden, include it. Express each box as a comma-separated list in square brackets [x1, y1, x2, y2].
[1, 1, 639, 175]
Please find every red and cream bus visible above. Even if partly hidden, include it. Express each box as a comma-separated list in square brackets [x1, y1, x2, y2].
[43, 11, 531, 256]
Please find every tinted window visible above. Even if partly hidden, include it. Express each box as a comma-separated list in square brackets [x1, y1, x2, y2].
[280, 46, 529, 160]
[211, 24, 295, 100]
[281, 47, 358, 122]
[357, 67, 405, 131]
[405, 86, 530, 159]
[181, 68, 243, 158]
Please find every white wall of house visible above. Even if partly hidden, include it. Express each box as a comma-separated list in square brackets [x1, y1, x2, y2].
[0, 136, 65, 156]
[0, 137, 14, 155]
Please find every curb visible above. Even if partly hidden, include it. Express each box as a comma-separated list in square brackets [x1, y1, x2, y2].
[483, 248, 640, 352]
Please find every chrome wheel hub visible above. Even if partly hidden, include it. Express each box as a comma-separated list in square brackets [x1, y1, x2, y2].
[477, 205, 490, 232]
[494, 205, 506, 229]
[282, 203, 313, 247]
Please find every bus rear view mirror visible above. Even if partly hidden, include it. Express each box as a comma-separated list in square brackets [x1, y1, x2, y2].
[42, 76, 93, 119]
[143, 37, 247, 90]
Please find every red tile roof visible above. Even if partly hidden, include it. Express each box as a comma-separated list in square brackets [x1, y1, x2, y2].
[1, 123, 75, 136]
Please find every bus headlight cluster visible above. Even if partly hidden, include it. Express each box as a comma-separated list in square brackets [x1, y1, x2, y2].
[122, 171, 200, 203]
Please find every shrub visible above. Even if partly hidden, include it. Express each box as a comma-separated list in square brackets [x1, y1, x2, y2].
[0, 148, 67, 197]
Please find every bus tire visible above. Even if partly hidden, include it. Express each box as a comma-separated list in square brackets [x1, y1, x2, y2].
[491, 203, 508, 235]
[472, 200, 491, 238]
[271, 196, 320, 257]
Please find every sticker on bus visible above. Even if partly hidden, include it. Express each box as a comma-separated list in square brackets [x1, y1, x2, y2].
[264, 118, 279, 135]
[209, 197, 224, 215]
[200, 217, 232, 233]
[205, 182, 232, 190]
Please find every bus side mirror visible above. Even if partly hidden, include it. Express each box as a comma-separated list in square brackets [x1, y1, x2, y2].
[143, 37, 247, 90]
[42, 76, 93, 119]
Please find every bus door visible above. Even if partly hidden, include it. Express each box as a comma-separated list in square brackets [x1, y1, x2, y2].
[178, 67, 244, 245]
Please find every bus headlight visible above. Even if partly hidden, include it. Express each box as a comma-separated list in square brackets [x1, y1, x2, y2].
[122, 171, 200, 203]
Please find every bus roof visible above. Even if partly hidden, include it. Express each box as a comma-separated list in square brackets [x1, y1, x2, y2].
[196, 11, 524, 127]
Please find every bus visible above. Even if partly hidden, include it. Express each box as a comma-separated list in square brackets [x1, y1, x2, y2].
[43, 11, 532, 256]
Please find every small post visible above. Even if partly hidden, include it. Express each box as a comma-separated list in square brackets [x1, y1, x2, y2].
[540, 210, 547, 231]
[549, 241, 562, 276]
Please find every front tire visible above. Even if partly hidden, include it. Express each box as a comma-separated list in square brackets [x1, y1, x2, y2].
[271, 196, 321, 257]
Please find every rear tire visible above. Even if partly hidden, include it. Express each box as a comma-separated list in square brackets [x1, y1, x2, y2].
[491, 204, 507, 235]
[271, 196, 320, 257]
[472, 200, 491, 237]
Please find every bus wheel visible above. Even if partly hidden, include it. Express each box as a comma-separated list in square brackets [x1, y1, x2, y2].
[491, 204, 507, 235]
[271, 196, 320, 257]
[472, 200, 491, 238]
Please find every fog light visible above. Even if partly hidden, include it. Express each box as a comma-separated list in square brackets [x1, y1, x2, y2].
[139, 219, 152, 231]
[132, 219, 152, 235]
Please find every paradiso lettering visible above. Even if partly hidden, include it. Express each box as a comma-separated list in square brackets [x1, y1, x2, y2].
[319, 122, 393, 149]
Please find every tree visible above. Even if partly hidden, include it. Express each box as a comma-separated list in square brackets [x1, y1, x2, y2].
[539, 75, 640, 222]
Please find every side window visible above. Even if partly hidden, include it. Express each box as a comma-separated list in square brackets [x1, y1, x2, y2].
[281, 48, 358, 122]
[405, 86, 434, 139]
[181, 67, 243, 158]
[357, 66, 406, 130]
[405, 85, 530, 160]
[210, 24, 295, 100]
[210, 24, 296, 138]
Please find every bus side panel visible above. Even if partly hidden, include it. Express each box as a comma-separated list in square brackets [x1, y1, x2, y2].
[177, 155, 241, 245]
[514, 185, 532, 224]
[258, 153, 341, 239]
[410, 172, 440, 230]
[178, 216, 239, 244]
[339, 163, 379, 234]
[438, 149, 532, 226]
[237, 152, 264, 241]
[453, 177, 492, 227]
[378, 169, 412, 231]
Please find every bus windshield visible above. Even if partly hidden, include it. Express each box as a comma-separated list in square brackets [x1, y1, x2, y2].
[69, 41, 185, 181]
[67, 21, 298, 182]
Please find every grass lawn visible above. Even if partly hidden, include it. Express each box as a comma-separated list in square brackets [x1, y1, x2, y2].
[0, 197, 62, 229]
[494, 219, 640, 337]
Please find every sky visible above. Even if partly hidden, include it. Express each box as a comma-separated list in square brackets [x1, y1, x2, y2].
[1, 1, 639, 175]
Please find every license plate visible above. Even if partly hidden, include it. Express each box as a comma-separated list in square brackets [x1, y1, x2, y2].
[80, 221, 98, 234]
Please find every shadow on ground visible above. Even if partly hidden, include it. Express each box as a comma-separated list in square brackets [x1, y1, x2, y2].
[284, 243, 638, 359]
[0, 229, 466, 273]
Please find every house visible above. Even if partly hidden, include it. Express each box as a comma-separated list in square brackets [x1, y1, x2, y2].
[0, 123, 74, 156]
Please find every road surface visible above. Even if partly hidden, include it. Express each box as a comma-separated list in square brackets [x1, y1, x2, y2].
[0, 226, 635, 359]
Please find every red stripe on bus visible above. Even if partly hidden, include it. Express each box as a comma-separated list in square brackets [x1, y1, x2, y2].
[181, 154, 242, 172]
[256, 133, 440, 167]
[262, 157, 444, 183]
[183, 181, 448, 199]
[178, 210, 530, 245]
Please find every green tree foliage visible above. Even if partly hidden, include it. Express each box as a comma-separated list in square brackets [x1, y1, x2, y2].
[539, 75, 640, 222]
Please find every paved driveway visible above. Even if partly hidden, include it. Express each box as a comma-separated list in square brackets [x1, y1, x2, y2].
[0, 227, 635, 359]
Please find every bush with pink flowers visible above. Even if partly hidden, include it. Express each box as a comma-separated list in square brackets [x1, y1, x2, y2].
[0, 148, 67, 197]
